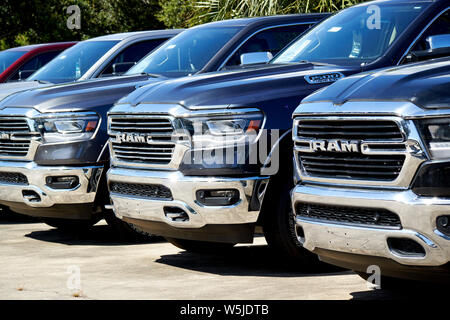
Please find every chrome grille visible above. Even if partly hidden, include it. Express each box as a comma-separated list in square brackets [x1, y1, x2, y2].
[0, 117, 32, 158]
[109, 116, 175, 165]
[297, 119, 403, 140]
[295, 119, 406, 181]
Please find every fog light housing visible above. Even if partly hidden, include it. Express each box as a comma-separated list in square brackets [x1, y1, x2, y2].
[411, 161, 450, 197]
[437, 215, 450, 237]
[196, 189, 239, 206]
[46, 176, 79, 189]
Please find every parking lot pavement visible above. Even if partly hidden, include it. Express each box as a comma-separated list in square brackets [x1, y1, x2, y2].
[0, 211, 440, 300]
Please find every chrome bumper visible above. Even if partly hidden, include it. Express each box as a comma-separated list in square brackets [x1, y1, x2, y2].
[108, 167, 269, 229]
[0, 160, 103, 208]
[292, 184, 450, 267]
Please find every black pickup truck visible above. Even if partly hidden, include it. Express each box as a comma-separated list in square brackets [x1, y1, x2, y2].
[0, 14, 323, 237]
[292, 57, 450, 283]
[106, 0, 450, 261]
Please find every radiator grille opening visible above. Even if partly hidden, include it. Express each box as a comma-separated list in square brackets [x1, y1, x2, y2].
[110, 182, 173, 200]
[110, 116, 175, 165]
[297, 120, 403, 140]
[296, 203, 402, 229]
[295, 119, 406, 181]
[0, 117, 32, 158]
[0, 172, 28, 185]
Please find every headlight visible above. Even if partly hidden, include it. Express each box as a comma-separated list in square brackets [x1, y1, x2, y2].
[181, 111, 264, 149]
[417, 118, 450, 159]
[36, 112, 100, 143]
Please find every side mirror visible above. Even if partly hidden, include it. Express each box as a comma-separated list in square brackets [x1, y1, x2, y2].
[112, 62, 136, 75]
[18, 69, 36, 80]
[427, 34, 450, 50]
[406, 35, 450, 63]
[240, 52, 273, 66]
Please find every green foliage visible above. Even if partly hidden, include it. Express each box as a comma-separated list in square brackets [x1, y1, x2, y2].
[157, 0, 368, 28]
[0, 0, 164, 50]
[157, 0, 195, 29]
[0, 0, 369, 50]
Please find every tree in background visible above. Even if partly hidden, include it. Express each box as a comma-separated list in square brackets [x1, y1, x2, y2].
[157, 0, 367, 28]
[0, 0, 163, 50]
[1, 0, 368, 50]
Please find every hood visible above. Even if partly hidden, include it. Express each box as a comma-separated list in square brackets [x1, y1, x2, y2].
[302, 58, 450, 109]
[0, 74, 163, 113]
[118, 63, 358, 110]
[0, 81, 48, 102]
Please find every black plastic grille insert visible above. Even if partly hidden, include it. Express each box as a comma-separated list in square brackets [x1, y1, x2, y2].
[110, 182, 173, 200]
[296, 203, 402, 229]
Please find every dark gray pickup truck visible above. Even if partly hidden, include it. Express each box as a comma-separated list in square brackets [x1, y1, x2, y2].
[0, 14, 325, 236]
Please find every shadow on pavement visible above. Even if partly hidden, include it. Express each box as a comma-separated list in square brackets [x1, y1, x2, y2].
[0, 208, 39, 224]
[351, 281, 448, 300]
[156, 244, 351, 278]
[25, 223, 165, 246]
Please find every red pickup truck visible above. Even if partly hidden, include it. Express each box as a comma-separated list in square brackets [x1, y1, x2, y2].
[0, 42, 76, 83]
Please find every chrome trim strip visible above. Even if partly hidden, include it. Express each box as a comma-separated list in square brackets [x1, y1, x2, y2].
[293, 101, 450, 118]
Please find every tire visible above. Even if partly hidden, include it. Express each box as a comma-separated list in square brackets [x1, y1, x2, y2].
[40, 217, 100, 231]
[166, 237, 236, 253]
[261, 174, 321, 269]
[103, 210, 161, 242]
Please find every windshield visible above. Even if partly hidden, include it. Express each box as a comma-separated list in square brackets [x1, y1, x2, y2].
[272, 2, 430, 66]
[126, 27, 241, 77]
[0, 50, 26, 73]
[28, 40, 118, 83]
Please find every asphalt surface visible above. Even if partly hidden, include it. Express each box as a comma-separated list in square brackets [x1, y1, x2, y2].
[0, 210, 442, 300]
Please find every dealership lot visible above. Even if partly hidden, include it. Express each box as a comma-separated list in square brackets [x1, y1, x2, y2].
[0, 211, 440, 300]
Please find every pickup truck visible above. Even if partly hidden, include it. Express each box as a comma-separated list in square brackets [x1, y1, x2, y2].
[0, 30, 181, 101]
[291, 57, 450, 283]
[0, 14, 323, 238]
[106, 0, 450, 261]
[0, 42, 76, 83]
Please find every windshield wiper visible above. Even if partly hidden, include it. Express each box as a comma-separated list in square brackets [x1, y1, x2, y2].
[139, 72, 162, 78]
[33, 80, 53, 84]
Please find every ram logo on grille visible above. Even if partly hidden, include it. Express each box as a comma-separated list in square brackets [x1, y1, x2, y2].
[115, 133, 154, 144]
[309, 139, 360, 153]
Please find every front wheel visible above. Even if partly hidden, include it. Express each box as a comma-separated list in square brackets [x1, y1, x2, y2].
[40, 217, 100, 231]
[261, 176, 321, 269]
[166, 237, 236, 253]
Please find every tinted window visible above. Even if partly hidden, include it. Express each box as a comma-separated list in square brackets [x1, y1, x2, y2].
[28, 41, 118, 83]
[8, 51, 61, 81]
[0, 51, 26, 73]
[272, 2, 429, 66]
[225, 24, 312, 67]
[100, 39, 168, 77]
[126, 27, 241, 77]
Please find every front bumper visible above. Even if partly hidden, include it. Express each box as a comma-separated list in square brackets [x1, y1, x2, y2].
[107, 167, 269, 243]
[0, 160, 103, 218]
[291, 184, 450, 268]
